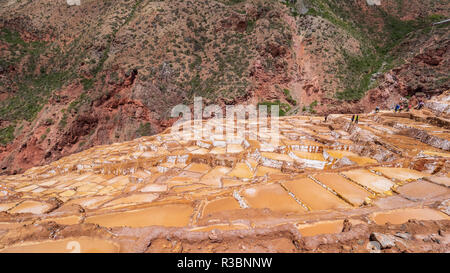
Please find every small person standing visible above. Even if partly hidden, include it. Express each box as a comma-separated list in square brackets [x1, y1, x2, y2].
[418, 100, 424, 110]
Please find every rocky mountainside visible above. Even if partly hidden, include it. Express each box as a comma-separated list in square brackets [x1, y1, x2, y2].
[0, 0, 449, 174]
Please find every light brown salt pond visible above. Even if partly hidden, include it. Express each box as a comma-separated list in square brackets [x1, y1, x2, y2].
[227, 163, 253, 179]
[15, 184, 39, 192]
[245, 158, 258, 170]
[0, 237, 119, 253]
[422, 150, 450, 158]
[101, 193, 159, 208]
[342, 169, 395, 194]
[201, 197, 241, 217]
[397, 181, 449, 200]
[425, 176, 450, 187]
[316, 135, 337, 143]
[210, 147, 226, 155]
[371, 208, 450, 225]
[8, 200, 52, 214]
[199, 166, 231, 187]
[326, 150, 357, 159]
[40, 215, 82, 225]
[139, 184, 168, 193]
[255, 166, 283, 177]
[221, 178, 248, 188]
[313, 173, 373, 206]
[282, 139, 302, 147]
[290, 151, 325, 161]
[171, 184, 209, 193]
[190, 148, 209, 155]
[0, 221, 33, 229]
[372, 167, 428, 181]
[185, 163, 211, 174]
[382, 135, 433, 157]
[372, 195, 416, 209]
[282, 178, 351, 211]
[166, 176, 200, 188]
[347, 156, 377, 166]
[0, 202, 18, 212]
[65, 196, 113, 210]
[241, 184, 306, 212]
[227, 144, 244, 154]
[85, 203, 194, 228]
[260, 152, 294, 162]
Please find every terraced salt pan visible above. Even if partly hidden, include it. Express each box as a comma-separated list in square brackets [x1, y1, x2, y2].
[227, 144, 244, 154]
[397, 181, 449, 200]
[372, 167, 428, 181]
[255, 166, 283, 177]
[8, 200, 52, 214]
[320, 150, 372, 165]
[282, 178, 351, 211]
[201, 197, 241, 217]
[241, 184, 306, 212]
[296, 140, 324, 152]
[422, 151, 450, 158]
[40, 215, 82, 225]
[371, 208, 450, 225]
[347, 156, 377, 165]
[289, 151, 327, 169]
[101, 193, 159, 208]
[0, 237, 119, 253]
[325, 150, 357, 159]
[139, 184, 168, 193]
[425, 176, 450, 187]
[382, 135, 436, 157]
[1, 113, 450, 246]
[291, 151, 325, 161]
[260, 152, 294, 168]
[165, 175, 200, 188]
[313, 173, 373, 206]
[199, 166, 231, 187]
[65, 196, 113, 210]
[210, 147, 226, 155]
[184, 163, 211, 174]
[221, 178, 248, 188]
[227, 163, 253, 179]
[171, 184, 209, 193]
[190, 148, 209, 155]
[85, 203, 194, 228]
[342, 169, 395, 194]
[0, 202, 18, 212]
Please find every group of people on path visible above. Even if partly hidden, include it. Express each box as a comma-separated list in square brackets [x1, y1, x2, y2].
[325, 96, 427, 125]
[394, 98, 425, 113]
